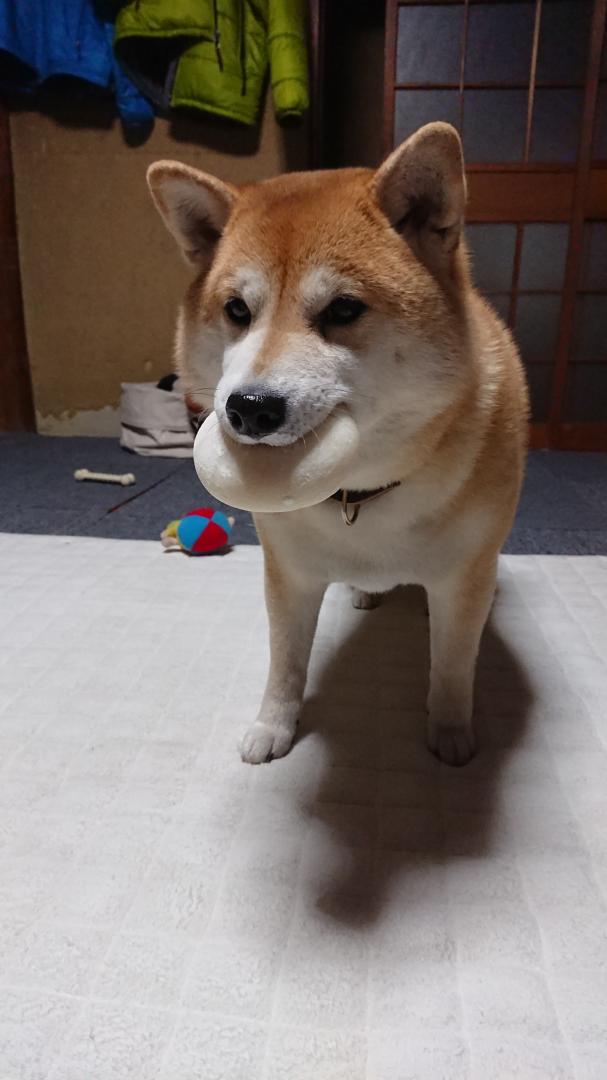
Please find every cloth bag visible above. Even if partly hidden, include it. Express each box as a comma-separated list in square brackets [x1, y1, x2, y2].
[119, 381, 194, 457]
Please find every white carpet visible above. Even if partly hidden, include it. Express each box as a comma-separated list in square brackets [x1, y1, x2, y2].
[1, 533, 606, 1080]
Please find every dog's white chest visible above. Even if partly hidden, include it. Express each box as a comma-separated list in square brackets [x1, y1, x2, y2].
[255, 482, 483, 592]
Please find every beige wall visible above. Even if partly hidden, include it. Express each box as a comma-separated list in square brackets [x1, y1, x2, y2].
[10, 96, 308, 434]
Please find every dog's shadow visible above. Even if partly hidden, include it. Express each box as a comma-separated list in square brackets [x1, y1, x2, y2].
[291, 582, 534, 928]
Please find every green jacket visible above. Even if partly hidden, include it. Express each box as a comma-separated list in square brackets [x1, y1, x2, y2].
[114, 0, 309, 126]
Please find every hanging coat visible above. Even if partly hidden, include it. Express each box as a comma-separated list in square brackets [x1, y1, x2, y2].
[0, 0, 153, 127]
[114, 0, 309, 126]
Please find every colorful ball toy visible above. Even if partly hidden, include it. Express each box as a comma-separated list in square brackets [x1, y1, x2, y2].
[161, 508, 234, 555]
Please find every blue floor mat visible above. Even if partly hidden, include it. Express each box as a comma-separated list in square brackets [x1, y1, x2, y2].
[1, 435, 606, 554]
[0, 434, 257, 546]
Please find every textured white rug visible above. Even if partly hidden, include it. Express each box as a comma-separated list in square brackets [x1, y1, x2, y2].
[0, 533, 606, 1080]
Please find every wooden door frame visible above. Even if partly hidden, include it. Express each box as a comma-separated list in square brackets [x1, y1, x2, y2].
[308, 0, 327, 169]
[0, 101, 35, 432]
[548, 0, 607, 448]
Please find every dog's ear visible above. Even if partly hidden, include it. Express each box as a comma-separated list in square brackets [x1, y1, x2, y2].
[373, 123, 466, 276]
[147, 161, 237, 270]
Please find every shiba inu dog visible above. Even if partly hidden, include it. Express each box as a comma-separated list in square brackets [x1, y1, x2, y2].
[148, 122, 528, 768]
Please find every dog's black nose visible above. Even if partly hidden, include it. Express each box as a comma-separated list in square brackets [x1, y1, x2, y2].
[226, 391, 287, 438]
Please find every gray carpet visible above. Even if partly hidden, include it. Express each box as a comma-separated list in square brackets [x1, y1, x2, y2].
[1, 434, 606, 554]
[0, 435, 257, 546]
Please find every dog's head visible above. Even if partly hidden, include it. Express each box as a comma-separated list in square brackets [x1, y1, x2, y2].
[148, 123, 472, 488]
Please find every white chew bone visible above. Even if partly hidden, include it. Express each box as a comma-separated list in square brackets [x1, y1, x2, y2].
[193, 408, 359, 513]
[74, 469, 136, 486]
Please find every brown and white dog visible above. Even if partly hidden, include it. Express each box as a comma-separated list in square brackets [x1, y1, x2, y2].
[148, 122, 528, 768]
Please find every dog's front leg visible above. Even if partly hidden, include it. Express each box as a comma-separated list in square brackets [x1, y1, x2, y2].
[240, 547, 325, 764]
[426, 552, 497, 767]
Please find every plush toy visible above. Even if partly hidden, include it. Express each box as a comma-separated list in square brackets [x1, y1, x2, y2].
[161, 508, 234, 555]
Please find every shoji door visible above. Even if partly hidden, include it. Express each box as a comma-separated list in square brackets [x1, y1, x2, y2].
[384, 0, 607, 449]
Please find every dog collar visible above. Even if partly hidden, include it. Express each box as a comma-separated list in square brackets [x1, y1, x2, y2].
[330, 481, 401, 526]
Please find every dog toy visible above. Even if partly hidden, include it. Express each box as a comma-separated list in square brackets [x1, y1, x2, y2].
[75, 469, 135, 486]
[193, 407, 359, 513]
[161, 508, 234, 555]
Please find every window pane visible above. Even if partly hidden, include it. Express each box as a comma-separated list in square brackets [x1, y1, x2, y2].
[518, 225, 569, 290]
[581, 224, 607, 290]
[466, 224, 517, 292]
[463, 89, 527, 162]
[394, 90, 460, 146]
[536, 1, 593, 84]
[530, 89, 583, 162]
[515, 294, 563, 361]
[525, 363, 553, 421]
[397, 5, 463, 85]
[565, 365, 607, 421]
[571, 296, 607, 362]
[466, 3, 534, 84]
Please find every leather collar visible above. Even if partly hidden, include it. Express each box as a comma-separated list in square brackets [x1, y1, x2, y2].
[330, 481, 401, 525]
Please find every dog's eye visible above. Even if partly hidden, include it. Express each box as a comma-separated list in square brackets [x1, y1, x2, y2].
[322, 296, 366, 327]
[224, 297, 251, 327]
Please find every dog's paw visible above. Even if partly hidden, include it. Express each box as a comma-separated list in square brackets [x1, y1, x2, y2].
[428, 724, 476, 767]
[239, 722, 295, 764]
[351, 588, 383, 610]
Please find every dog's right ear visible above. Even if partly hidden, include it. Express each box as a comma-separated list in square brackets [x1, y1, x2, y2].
[147, 161, 237, 270]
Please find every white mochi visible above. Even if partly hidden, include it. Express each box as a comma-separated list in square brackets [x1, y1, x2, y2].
[193, 409, 359, 513]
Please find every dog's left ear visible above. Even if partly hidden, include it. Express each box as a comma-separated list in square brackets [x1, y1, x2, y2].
[373, 122, 466, 276]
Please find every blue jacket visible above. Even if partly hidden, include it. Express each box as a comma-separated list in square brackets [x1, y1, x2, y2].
[0, 0, 153, 126]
